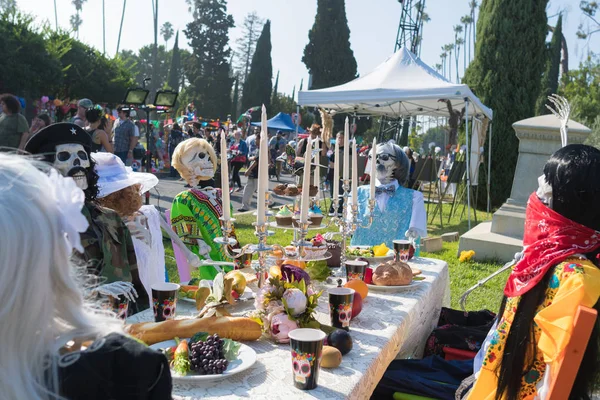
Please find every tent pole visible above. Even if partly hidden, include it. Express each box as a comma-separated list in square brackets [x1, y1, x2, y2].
[487, 121, 492, 215]
[464, 98, 471, 231]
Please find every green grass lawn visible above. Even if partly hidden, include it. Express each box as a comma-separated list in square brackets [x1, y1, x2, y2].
[163, 199, 507, 313]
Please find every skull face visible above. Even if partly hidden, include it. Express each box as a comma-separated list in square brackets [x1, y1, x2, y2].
[338, 304, 353, 327]
[180, 146, 215, 186]
[374, 143, 398, 184]
[292, 358, 311, 383]
[161, 299, 176, 320]
[54, 143, 90, 190]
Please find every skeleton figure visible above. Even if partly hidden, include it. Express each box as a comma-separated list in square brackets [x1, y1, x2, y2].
[171, 138, 236, 280]
[373, 141, 410, 185]
[438, 99, 465, 149]
[54, 143, 90, 190]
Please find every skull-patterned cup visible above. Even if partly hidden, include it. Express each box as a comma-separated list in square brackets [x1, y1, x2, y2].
[393, 240, 411, 262]
[345, 260, 367, 282]
[288, 328, 326, 390]
[151, 282, 180, 322]
[328, 288, 355, 331]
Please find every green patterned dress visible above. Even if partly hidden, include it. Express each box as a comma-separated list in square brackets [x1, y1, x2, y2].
[170, 188, 234, 280]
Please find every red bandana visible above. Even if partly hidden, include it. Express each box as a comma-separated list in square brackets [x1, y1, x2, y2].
[504, 192, 600, 297]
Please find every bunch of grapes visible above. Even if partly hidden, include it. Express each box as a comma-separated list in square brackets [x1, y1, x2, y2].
[189, 334, 229, 375]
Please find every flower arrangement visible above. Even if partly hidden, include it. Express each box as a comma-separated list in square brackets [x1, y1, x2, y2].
[250, 272, 322, 344]
[459, 250, 476, 263]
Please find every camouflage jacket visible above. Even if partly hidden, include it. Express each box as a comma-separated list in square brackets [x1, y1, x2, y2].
[77, 202, 149, 311]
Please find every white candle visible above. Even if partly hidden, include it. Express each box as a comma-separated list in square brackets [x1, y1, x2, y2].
[370, 138, 377, 199]
[351, 139, 358, 206]
[300, 137, 312, 223]
[256, 105, 268, 225]
[220, 133, 230, 221]
[343, 117, 350, 182]
[333, 134, 340, 209]
[313, 140, 320, 198]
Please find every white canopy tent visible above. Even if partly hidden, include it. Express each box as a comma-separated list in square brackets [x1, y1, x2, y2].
[298, 48, 494, 229]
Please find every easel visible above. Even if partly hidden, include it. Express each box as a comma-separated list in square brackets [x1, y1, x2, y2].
[429, 160, 465, 224]
[411, 156, 443, 228]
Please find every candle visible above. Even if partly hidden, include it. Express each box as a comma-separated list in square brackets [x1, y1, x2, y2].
[220, 133, 230, 221]
[343, 117, 349, 181]
[256, 105, 268, 225]
[370, 138, 377, 199]
[351, 139, 358, 207]
[313, 140, 320, 198]
[300, 137, 312, 223]
[333, 133, 340, 210]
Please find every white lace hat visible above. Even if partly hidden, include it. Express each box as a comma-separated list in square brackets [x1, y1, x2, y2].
[93, 152, 158, 198]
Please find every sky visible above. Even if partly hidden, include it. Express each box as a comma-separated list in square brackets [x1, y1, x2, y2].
[16, 0, 599, 101]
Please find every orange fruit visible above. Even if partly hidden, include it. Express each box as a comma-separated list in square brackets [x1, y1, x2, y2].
[344, 279, 368, 300]
[283, 259, 306, 270]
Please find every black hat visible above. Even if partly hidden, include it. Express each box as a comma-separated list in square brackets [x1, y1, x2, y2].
[25, 123, 92, 155]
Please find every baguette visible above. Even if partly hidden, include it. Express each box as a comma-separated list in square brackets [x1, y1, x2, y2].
[124, 316, 262, 345]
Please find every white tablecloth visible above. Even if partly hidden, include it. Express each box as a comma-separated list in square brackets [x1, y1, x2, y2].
[128, 257, 450, 399]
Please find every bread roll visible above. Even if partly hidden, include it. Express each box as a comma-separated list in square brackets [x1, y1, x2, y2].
[125, 316, 262, 345]
[373, 260, 413, 286]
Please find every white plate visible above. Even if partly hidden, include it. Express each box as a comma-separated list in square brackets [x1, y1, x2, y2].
[366, 280, 422, 291]
[346, 246, 395, 264]
[150, 339, 257, 383]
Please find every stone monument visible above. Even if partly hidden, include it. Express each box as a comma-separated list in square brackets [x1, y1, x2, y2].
[459, 115, 591, 262]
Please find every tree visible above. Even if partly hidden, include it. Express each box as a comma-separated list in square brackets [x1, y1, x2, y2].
[161, 21, 174, 48]
[235, 11, 263, 84]
[271, 69, 279, 111]
[460, 15, 472, 70]
[302, 0, 357, 90]
[116, 0, 127, 56]
[440, 49, 448, 78]
[464, 0, 549, 207]
[444, 43, 454, 81]
[166, 31, 181, 91]
[454, 25, 463, 82]
[120, 45, 171, 89]
[150, 0, 159, 96]
[536, 15, 563, 115]
[70, 0, 87, 38]
[577, 1, 600, 40]
[435, 63, 442, 74]
[469, 1, 478, 59]
[241, 20, 272, 111]
[184, 0, 235, 119]
[0, 0, 16, 12]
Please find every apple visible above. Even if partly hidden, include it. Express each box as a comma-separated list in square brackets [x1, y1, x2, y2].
[364, 267, 373, 284]
[351, 292, 363, 320]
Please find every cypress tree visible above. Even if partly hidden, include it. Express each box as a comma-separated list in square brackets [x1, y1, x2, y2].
[302, 0, 357, 90]
[271, 70, 279, 111]
[464, 0, 549, 207]
[231, 76, 239, 118]
[536, 15, 563, 115]
[167, 31, 181, 91]
[241, 20, 273, 111]
[184, 0, 234, 119]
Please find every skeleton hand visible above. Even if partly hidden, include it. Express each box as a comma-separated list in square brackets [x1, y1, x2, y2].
[187, 252, 201, 268]
[125, 214, 151, 245]
[545, 94, 571, 147]
[95, 281, 138, 303]
[196, 239, 212, 258]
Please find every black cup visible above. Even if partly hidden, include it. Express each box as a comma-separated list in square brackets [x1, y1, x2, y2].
[101, 294, 129, 320]
[289, 329, 327, 390]
[328, 287, 355, 331]
[393, 240, 411, 262]
[151, 282, 180, 322]
[345, 260, 367, 282]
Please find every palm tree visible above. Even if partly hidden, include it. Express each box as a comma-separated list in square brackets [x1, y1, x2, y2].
[116, 0, 127, 57]
[54, 0, 58, 30]
[102, 0, 106, 54]
[440, 48, 448, 78]
[460, 15, 472, 67]
[469, 1, 478, 57]
[71, 0, 87, 38]
[161, 21, 174, 48]
[444, 44, 454, 82]
[434, 63, 443, 75]
[454, 25, 463, 82]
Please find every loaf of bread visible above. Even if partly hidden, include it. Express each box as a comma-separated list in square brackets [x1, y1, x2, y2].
[373, 260, 413, 286]
[124, 316, 262, 345]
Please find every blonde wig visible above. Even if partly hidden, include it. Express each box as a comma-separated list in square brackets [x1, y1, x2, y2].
[171, 138, 217, 186]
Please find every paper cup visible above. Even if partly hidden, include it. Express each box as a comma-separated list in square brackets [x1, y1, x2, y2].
[328, 288, 355, 331]
[233, 249, 253, 269]
[393, 240, 411, 262]
[289, 328, 327, 390]
[345, 260, 368, 282]
[151, 282, 180, 322]
[101, 294, 129, 320]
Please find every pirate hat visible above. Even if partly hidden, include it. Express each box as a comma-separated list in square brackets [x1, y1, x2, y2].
[25, 123, 92, 155]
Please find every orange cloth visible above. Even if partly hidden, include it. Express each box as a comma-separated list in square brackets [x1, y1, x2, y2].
[467, 258, 600, 400]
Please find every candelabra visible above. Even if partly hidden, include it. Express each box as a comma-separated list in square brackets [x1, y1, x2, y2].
[327, 180, 376, 279]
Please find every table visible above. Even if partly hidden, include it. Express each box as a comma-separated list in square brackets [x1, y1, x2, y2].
[128, 257, 450, 399]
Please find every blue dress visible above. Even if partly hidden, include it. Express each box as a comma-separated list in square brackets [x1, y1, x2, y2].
[350, 185, 413, 248]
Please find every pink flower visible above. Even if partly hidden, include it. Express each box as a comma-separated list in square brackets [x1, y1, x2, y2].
[283, 288, 307, 316]
[270, 312, 298, 343]
[266, 300, 284, 314]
